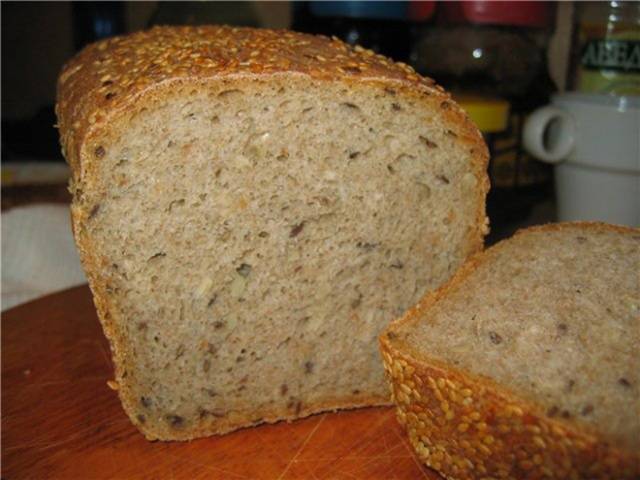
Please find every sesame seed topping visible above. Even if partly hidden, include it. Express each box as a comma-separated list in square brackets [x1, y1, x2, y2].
[57, 25, 444, 170]
[533, 436, 547, 449]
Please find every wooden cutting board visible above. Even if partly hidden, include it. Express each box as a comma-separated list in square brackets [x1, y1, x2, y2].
[2, 285, 441, 479]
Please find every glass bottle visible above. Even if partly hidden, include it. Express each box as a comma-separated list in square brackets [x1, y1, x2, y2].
[411, 2, 556, 228]
[568, 1, 640, 96]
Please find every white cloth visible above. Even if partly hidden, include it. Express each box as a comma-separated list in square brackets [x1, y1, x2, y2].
[2, 204, 86, 311]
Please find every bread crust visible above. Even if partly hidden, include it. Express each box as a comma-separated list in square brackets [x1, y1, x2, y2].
[140, 394, 391, 442]
[380, 222, 640, 479]
[56, 26, 484, 171]
[56, 26, 488, 237]
[57, 26, 489, 440]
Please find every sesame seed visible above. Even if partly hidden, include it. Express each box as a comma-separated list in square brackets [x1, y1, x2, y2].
[533, 436, 547, 449]
[541, 466, 558, 479]
[519, 460, 534, 470]
[496, 469, 510, 479]
[477, 444, 492, 456]
[508, 405, 524, 417]
[574, 439, 587, 450]
[526, 425, 542, 435]
[431, 450, 444, 462]
[482, 435, 495, 445]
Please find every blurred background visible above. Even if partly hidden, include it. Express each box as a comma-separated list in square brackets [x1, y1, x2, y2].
[2, 1, 638, 309]
[1, 1, 568, 211]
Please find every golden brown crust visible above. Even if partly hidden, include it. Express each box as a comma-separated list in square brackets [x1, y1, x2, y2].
[73, 195, 394, 442]
[57, 24, 489, 252]
[380, 222, 640, 479]
[137, 393, 391, 441]
[56, 26, 486, 181]
[57, 25, 442, 175]
[58, 25, 489, 441]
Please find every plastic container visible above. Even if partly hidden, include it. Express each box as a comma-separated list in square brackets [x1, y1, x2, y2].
[523, 93, 640, 226]
[411, 1, 556, 226]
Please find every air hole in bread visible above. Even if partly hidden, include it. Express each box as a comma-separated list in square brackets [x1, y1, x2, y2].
[218, 89, 242, 98]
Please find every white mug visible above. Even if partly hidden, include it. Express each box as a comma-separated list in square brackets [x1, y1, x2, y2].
[523, 93, 639, 226]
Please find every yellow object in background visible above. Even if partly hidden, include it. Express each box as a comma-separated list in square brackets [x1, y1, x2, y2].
[455, 95, 510, 133]
[455, 94, 550, 188]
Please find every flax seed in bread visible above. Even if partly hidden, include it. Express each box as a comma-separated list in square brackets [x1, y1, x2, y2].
[56, 25, 489, 441]
[380, 222, 640, 479]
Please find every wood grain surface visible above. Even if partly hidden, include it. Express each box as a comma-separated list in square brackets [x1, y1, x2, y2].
[1, 285, 440, 479]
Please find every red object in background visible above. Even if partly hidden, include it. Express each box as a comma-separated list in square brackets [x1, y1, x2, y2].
[407, 1, 436, 21]
[442, 1, 551, 28]
[409, 0, 556, 228]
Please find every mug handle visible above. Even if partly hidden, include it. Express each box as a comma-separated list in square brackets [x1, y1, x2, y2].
[523, 106, 575, 164]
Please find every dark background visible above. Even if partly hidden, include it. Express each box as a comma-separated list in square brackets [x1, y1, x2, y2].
[2, 1, 573, 235]
[1, 1, 292, 163]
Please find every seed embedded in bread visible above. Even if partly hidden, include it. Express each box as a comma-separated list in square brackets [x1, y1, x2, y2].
[381, 222, 640, 479]
[57, 25, 489, 441]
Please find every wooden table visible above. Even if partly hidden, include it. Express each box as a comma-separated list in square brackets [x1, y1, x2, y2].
[2, 286, 439, 479]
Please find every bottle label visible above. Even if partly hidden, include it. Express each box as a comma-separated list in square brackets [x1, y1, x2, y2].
[581, 40, 640, 73]
[575, 24, 640, 95]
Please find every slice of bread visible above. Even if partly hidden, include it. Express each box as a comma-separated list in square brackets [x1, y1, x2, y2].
[56, 26, 488, 440]
[380, 223, 640, 479]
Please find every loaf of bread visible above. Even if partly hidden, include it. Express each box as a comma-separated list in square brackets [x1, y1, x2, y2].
[56, 26, 488, 441]
[380, 223, 640, 479]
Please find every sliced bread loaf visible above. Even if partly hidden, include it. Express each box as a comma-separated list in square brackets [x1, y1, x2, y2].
[380, 222, 640, 479]
[56, 26, 488, 440]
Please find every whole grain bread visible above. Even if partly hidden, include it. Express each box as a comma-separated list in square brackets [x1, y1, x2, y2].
[56, 25, 488, 441]
[380, 222, 640, 479]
